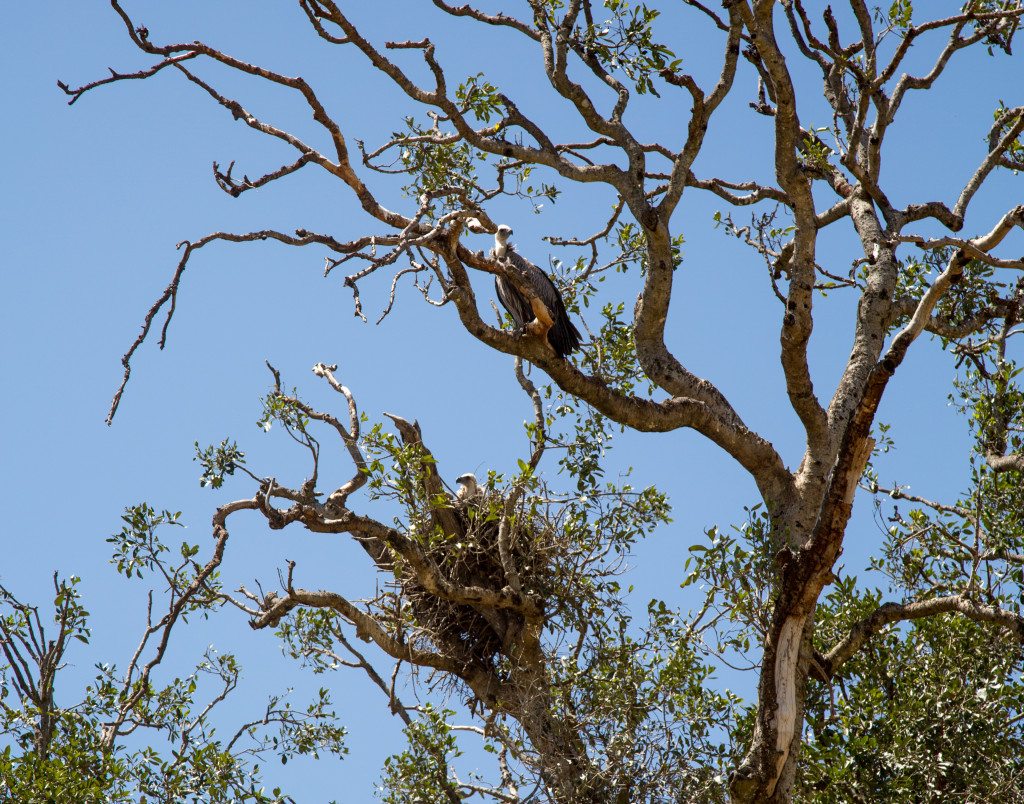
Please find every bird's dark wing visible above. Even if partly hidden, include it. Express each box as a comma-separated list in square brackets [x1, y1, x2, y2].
[494, 272, 533, 329]
[499, 247, 582, 358]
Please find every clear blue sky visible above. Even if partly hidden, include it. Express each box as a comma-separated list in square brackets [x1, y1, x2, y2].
[2, 2, 1021, 799]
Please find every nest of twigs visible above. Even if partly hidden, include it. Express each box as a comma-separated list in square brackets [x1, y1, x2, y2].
[398, 494, 556, 668]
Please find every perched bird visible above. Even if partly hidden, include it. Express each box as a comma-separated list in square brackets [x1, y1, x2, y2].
[455, 472, 483, 501]
[490, 225, 582, 358]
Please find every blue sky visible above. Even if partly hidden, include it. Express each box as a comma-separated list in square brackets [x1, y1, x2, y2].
[3, 2, 1022, 799]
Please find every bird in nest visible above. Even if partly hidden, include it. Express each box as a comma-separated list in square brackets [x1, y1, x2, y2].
[455, 472, 485, 501]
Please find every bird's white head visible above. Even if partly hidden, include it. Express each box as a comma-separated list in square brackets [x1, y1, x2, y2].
[455, 472, 480, 499]
[494, 224, 513, 258]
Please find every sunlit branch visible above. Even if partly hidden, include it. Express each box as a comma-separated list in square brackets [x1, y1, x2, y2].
[887, 17, 1019, 125]
[250, 586, 465, 675]
[686, 174, 789, 207]
[57, 51, 200, 104]
[430, 0, 540, 41]
[107, 228, 358, 424]
[212, 153, 316, 198]
[101, 497, 255, 749]
[823, 595, 1024, 677]
[443, 248, 794, 504]
[879, 8, 1023, 87]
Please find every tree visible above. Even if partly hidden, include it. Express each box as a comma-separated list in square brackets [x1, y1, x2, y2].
[0, 525, 346, 803]
[27, 1, 1024, 801]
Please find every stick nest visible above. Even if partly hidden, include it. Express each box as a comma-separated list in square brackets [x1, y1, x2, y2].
[399, 493, 555, 667]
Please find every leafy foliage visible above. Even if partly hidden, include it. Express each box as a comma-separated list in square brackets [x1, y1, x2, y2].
[378, 705, 460, 804]
[107, 503, 182, 579]
[803, 611, 1024, 801]
[396, 116, 479, 214]
[195, 439, 247, 489]
[1, 518, 347, 804]
[456, 73, 503, 123]
[576, 1, 676, 95]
